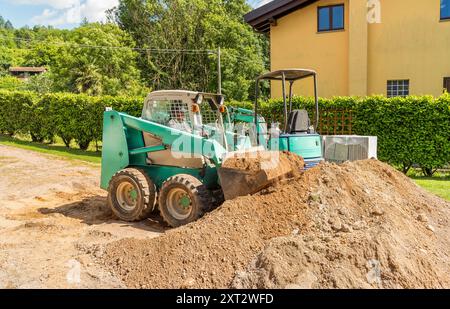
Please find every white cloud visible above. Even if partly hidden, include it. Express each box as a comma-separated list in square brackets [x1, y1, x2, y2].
[256, 0, 273, 8]
[30, 8, 59, 25]
[248, 0, 273, 8]
[79, 0, 118, 23]
[28, 0, 119, 27]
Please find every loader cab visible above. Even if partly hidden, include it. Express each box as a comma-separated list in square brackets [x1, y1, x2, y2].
[254, 69, 324, 168]
[142, 90, 253, 154]
[140, 90, 230, 168]
[142, 91, 223, 134]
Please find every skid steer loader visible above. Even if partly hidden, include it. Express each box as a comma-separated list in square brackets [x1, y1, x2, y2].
[101, 90, 292, 227]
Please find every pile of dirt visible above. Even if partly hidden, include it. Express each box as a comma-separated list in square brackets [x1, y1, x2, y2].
[99, 159, 450, 289]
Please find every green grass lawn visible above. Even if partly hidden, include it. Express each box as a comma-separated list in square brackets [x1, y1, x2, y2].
[0, 134, 101, 164]
[412, 176, 450, 201]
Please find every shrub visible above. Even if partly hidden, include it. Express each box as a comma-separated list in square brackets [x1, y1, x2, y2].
[0, 90, 144, 150]
[0, 90, 35, 136]
[0, 76, 24, 90]
[230, 95, 450, 174]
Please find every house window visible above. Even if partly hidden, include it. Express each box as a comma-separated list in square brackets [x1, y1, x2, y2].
[318, 4, 344, 32]
[444, 77, 450, 93]
[387, 80, 410, 98]
[441, 0, 450, 20]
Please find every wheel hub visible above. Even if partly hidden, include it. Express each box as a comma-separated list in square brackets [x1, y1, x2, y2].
[166, 188, 193, 220]
[116, 182, 138, 211]
[180, 195, 191, 208]
[129, 188, 138, 200]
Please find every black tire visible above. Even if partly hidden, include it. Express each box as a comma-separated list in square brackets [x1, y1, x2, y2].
[159, 174, 211, 227]
[107, 168, 156, 222]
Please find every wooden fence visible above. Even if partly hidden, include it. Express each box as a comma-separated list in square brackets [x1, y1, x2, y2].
[262, 108, 354, 135]
[314, 109, 353, 135]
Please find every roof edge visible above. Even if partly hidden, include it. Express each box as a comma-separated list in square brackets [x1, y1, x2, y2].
[244, 0, 319, 33]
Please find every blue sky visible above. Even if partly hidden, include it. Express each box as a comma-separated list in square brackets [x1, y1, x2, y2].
[0, 0, 273, 29]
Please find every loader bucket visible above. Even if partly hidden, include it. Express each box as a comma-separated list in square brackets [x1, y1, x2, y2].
[218, 151, 297, 200]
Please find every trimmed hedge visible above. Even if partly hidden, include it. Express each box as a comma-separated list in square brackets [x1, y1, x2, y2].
[1, 90, 449, 174]
[354, 96, 450, 175]
[0, 90, 143, 150]
[229, 95, 450, 175]
[0, 91, 36, 137]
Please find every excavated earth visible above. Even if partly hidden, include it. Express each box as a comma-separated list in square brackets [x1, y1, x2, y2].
[1, 144, 449, 289]
[100, 159, 450, 289]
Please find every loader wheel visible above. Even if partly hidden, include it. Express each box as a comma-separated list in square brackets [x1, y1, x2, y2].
[159, 174, 211, 228]
[107, 168, 156, 222]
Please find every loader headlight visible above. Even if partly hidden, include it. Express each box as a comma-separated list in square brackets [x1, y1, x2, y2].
[192, 104, 200, 113]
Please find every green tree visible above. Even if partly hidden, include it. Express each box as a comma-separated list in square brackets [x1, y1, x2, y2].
[0, 15, 13, 29]
[51, 23, 146, 96]
[25, 72, 54, 94]
[0, 76, 24, 90]
[23, 35, 64, 67]
[4, 20, 13, 29]
[73, 63, 103, 95]
[110, 0, 268, 100]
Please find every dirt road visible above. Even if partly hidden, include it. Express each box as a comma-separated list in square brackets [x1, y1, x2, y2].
[0, 145, 163, 288]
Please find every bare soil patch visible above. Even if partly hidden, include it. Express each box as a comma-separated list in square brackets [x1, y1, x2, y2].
[0, 145, 161, 288]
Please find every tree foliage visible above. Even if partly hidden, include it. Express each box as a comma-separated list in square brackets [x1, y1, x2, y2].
[55, 23, 147, 96]
[0, 7, 268, 99]
[0, 17, 147, 96]
[110, 0, 268, 100]
[0, 15, 13, 29]
[23, 23, 148, 96]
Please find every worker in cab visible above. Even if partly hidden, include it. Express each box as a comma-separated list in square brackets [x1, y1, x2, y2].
[168, 103, 192, 133]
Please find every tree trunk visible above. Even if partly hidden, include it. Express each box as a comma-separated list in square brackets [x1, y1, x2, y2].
[421, 167, 436, 177]
[78, 140, 91, 151]
[61, 136, 72, 148]
[402, 163, 412, 174]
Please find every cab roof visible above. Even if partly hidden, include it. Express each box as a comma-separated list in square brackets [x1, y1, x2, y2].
[244, 0, 319, 33]
[256, 69, 316, 81]
[146, 90, 224, 105]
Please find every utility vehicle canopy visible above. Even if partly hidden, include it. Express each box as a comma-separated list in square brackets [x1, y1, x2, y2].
[256, 69, 316, 82]
[254, 69, 319, 137]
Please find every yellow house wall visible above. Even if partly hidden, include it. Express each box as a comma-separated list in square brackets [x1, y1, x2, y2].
[269, 0, 450, 98]
[367, 0, 450, 96]
[348, 0, 368, 96]
[270, 0, 350, 98]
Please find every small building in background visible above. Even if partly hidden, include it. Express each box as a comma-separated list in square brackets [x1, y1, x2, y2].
[9, 67, 47, 80]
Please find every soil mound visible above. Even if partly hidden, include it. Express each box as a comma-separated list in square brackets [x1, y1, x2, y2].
[100, 160, 450, 289]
